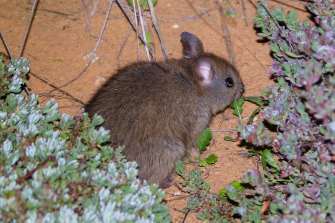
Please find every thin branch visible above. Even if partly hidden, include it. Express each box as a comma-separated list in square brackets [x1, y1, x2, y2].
[90, 0, 99, 16]
[57, 56, 93, 90]
[19, 0, 39, 57]
[59, 105, 82, 109]
[211, 129, 238, 132]
[92, 0, 114, 57]
[16, 158, 49, 185]
[241, 0, 249, 25]
[183, 1, 262, 75]
[117, 27, 132, 69]
[116, 0, 154, 58]
[0, 26, 12, 58]
[270, 0, 308, 11]
[186, 1, 236, 66]
[30, 71, 85, 105]
[121, 3, 217, 22]
[116, 3, 218, 21]
[144, 8, 217, 22]
[258, 1, 302, 67]
[131, 0, 141, 60]
[147, 0, 168, 60]
[182, 208, 191, 223]
[82, 0, 92, 32]
[136, 0, 151, 61]
[164, 195, 190, 201]
[37, 8, 71, 17]
[258, 1, 284, 33]
[216, 1, 235, 66]
[58, 0, 114, 89]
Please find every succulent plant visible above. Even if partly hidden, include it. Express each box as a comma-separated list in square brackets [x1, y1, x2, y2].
[0, 57, 170, 222]
[236, 0, 335, 221]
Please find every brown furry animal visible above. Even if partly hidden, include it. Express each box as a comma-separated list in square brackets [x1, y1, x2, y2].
[85, 32, 245, 188]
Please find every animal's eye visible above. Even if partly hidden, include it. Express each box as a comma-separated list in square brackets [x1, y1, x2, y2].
[225, 77, 234, 88]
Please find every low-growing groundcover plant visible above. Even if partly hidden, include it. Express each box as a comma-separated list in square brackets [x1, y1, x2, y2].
[236, 0, 335, 222]
[1, 0, 334, 222]
[174, 0, 335, 222]
[0, 57, 170, 222]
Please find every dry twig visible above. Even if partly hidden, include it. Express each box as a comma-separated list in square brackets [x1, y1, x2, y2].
[0, 27, 12, 58]
[19, 0, 39, 57]
[144, 8, 216, 22]
[116, 0, 155, 58]
[131, 0, 141, 60]
[117, 27, 132, 69]
[30, 71, 85, 105]
[211, 129, 238, 132]
[136, 0, 151, 61]
[216, 1, 235, 66]
[82, 0, 92, 32]
[147, 0, 168, 60]
[241, 0, 249, 25]
[58, 0, 115, 89]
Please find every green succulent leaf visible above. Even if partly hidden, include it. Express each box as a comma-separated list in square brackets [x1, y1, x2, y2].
[197, 129, 213, 153]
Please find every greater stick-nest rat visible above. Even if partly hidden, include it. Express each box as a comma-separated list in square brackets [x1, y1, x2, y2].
[85, 32, 245, 188]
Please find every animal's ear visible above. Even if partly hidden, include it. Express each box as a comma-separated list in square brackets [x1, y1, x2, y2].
[181, 32, 204, 58]
[195, 56, 214, 87]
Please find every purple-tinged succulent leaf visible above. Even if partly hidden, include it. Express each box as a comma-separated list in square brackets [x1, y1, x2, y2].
[237, 1, 335, 221]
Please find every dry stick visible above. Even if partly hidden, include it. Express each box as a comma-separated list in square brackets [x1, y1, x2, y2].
[165, 195, 191, 201]
[30, 71, 85, 105]
[19, 0, 39, 57]
[82, 0, 104, 40]
[35, 8, 88, 28]
[117, 27, 132, 69]
[192, 3, 268, 75]
[147, 0, 168, 60]
[131, 0, 141, 60]
[145, 22, 156, 61]
[136, 0, 151, 61]
[35, 7, 100, 27]
[270, 0, 308, 11]
[33, 2, 86, 17]
[90, 0, 99, 16]
[57, 0, 115, 89]
[211, 129, 238, 132]
[59, 105, 83, 109]
[186, 0, 218, 35]
[183, 2, 268, 74]
[37, 8, 71, 17]
[259, 1, 284, 33]
[216, 1, 235, 66]
[16, 158, 49, 185]
[190, 3, 232, 49]
[119, 2, 216, 21]
[258, 1, 301, 67]
[241, 0, 249, 25]
[0, 26, 12, 58]
[216, 2, 245, 122]
[17, 0, 39, 95]
[116, 0, 154, 58]
[143, 8, 216, 22]
[182, 208, 191, 223]
[90, 0, 114, 63]
[82, 0, 92, 32]
[287, 0, 308, 6]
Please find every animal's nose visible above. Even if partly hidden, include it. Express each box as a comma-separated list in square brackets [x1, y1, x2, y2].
[235, 84, 245, 100]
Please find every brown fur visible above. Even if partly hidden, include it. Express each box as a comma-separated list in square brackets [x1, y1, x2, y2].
[85, 32, 245, 188]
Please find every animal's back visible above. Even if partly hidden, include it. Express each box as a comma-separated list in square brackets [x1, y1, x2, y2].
[85, 32, 245, 187]
[85, 59, 211, 186]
